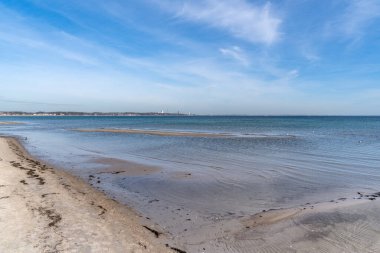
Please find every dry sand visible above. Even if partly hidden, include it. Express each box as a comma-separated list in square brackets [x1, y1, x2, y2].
[73, 128, 231, 138]
[0, 137, 175, 253]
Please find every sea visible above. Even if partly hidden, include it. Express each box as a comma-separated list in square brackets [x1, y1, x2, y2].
[1, 116, 380, 250]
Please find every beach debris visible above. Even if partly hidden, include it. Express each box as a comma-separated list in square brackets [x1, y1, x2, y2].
[97, 205, 107, 216]
[165, 244, 187, 253]
[143, 226, 162, 238]
[37, 207, 62, 227]
[41, 193, 59, 198]
[20, 180, 28, 185]
[138, 242, 147, 249]
[356, 191, 380, 200]
[11, 160, 46, 185]
[111, 171, 124, 174]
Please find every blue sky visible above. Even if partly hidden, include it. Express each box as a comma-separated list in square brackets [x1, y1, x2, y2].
[0, 0, 380, 115]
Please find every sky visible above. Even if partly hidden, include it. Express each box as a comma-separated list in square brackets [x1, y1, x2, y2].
[0, 0, 380, 115]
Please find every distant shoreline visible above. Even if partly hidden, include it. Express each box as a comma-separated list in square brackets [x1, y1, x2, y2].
[0, 112, 193, 117]
[1, 113, 379, 117]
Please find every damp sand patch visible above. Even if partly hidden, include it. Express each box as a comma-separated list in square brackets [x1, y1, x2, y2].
[89, 157, 161, 177]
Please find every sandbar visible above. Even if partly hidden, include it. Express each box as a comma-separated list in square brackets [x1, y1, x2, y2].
[0, 121, 24, 125]
[73, 128, 232, 137]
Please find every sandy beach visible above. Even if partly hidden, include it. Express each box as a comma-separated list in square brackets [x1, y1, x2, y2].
[1, 131, 380, 252]
[0, 137, 174, 253]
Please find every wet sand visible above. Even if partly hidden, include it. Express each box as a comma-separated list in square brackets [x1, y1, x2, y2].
[0, 137, 174, 253]
[91, 157, 161, 176]
[74, 128, 232, 137]
[83, 158, 380, 252]
[231, 197, 380, 253]
[164, 193, 380, 252]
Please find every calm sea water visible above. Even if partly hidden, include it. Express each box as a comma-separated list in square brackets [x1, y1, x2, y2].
[1, 116, 380, 245]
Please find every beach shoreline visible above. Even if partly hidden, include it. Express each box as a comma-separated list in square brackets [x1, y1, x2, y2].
[0, 136, 175, 253]
[1, 133, 380, 252]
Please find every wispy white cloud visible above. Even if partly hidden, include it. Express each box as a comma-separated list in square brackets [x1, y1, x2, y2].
[0, 1, 288, 82]
[329, 0, 380, 39]
[286, 69, 299, 79]
[0, 7, 98, 66]
[300, 45, 320, 62]
[342, 0, 380, 36]
[219, 46, 249, 66]
[155, 0, 282, 45]
[0, 31, 98, 66]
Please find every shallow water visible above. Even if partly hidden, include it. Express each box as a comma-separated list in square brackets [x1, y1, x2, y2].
[1, 116, 380, 251]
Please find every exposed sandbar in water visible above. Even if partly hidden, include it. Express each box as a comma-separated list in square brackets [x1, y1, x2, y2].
[73, 128, 297, 139]
[0, 121, 24, 125]
[74, 128, 233, 137]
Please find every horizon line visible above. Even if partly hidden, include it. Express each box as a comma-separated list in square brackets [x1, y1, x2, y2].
[1, 111, 380, 117]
